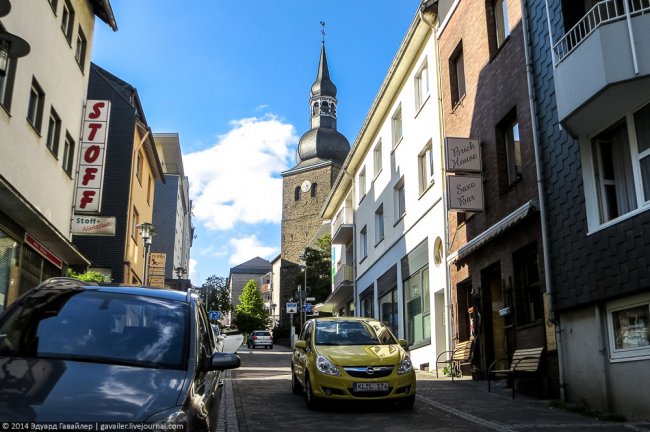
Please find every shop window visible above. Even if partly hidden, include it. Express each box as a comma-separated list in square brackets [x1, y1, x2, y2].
[360, 287, 374, 318]
[513, 243, 542, 326]
[607, 292, 650, 361]
[404, 267, 430, 346]
[379, 287, 398, 336]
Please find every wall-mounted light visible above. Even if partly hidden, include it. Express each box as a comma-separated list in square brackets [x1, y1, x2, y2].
[137, 222, 155, 285]
[0, 0, 31, 77]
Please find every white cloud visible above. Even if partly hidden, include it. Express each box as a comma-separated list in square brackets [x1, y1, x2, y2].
[229, 235, 278, 265]
[188, 258, 198, 283]
[184, 114, 297, 231]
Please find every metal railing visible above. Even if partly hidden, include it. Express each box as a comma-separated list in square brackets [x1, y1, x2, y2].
[332, 206, 354, 235]
[553, 0, 650, 66]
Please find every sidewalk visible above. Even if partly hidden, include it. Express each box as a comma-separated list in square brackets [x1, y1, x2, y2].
[415, 371, 650, 431]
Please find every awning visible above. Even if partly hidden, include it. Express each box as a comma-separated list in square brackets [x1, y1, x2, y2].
[450, 200, 538, 264]
[318, 283, 353, 313]
[0, 176, 90, 266]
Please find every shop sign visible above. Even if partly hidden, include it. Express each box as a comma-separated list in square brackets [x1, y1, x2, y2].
[74, 100, 111, 213]
[71, 215, 116, 236]
[446, 175, 484, 212]
[24, 233, 62, 269]
[445, 137, 481, 172]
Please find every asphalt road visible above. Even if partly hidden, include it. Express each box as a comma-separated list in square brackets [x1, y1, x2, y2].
[231, 345, 492, 432]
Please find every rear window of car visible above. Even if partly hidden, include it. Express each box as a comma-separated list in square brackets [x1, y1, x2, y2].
[0, 290, 189, 370]
[254, 331, 271, 336]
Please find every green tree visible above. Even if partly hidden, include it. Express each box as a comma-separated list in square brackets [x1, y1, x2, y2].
[200, 275, 232, 320]
[299, 234, 332, 304]
[67, 268, 110, 283]
[234, 279, 269, 334]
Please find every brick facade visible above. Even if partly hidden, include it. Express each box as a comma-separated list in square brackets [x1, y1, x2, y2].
[440, 0, 554, 392]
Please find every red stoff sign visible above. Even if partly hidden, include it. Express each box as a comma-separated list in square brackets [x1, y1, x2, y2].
[74, 100, 111, 213]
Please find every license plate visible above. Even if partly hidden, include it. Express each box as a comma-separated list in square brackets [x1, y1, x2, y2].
[353, 382, 388, 392]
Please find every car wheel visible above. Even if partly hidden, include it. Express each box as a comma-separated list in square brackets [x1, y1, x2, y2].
[291, 366, 302, 395]
[305, 374, 320, 410]
[397, 394, 416, 410]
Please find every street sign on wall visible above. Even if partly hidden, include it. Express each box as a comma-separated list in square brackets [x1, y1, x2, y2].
[147, 253, 166, 288]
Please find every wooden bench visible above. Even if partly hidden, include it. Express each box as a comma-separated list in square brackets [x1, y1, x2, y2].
[487, 347, 544, 399]
[435, 340, 473, 381]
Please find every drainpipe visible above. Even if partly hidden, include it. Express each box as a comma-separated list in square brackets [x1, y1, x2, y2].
[520, 0, 566, 401]
[419, 6, 456, 353]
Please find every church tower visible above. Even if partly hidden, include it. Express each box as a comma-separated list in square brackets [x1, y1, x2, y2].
[279, 35, 350, 321]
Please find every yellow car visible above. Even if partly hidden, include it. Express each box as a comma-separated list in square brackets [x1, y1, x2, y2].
[291, 317, 416, 410]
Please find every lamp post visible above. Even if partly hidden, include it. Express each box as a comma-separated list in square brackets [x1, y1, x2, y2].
[299, 253, 308, 330]
[137, 222, 155, 285]
[0, 1, 30, 77]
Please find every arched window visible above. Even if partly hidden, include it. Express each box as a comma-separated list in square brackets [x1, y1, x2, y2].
[321, 100, 330, 114]
[311, 183, 318, 197]
[312, 102, 319, 116]
[295, 186, 301, 201]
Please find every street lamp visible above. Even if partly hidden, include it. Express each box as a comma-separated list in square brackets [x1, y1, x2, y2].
[0, 1, 31, 77]
[137, 222, 155, 285]
[174, 266, 186, 279]
[299, 253, 308, 330]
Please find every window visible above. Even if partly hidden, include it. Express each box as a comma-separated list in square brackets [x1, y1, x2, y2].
[374, 204, 384, 245]
[360, 288, 374, 318]
[359, 226, 367, 261]
[394, 178, 406, 221]
[391, 106, 402, 149]
[131, 208, 139, 242]
[294, 186, 301, 201]
[374, 140, 383, 178]
[607, 293, 650, 361]
[62, 132, 75, 175]
[311, 183, 317, 198]
[75, 26, 87, 70]
[27, 79, 45, 132]
[404, 267, 430, 346]
[499, 113, 521, 186]
[587, 102, 650, 225]
[147, 176, 153, 204]
[46, 108, 61, 157]
[135, 151, 143, 183]
[61, 0, 74, 43]
[379, 288, 398, 336]
[0, 51, 16, 111]
[493, 0, 510, 47]
[415, 60, 429, 110]
[449, 43, 466, 107]
[513, 243, 542, 326]
[358, 168, 366, 202]
[48, 0, 58, 13]
[418, 141, 435, 194]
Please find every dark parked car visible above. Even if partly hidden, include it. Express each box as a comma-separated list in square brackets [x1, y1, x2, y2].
[0, 277, 240, 429]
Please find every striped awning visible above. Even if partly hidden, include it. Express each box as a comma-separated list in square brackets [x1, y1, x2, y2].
[451, 200, 538, 264]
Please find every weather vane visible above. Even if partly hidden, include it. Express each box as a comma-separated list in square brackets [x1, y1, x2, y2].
[320, 21, 326, 43]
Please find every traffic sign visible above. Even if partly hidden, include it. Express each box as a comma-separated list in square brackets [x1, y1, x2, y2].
[303, 303, 313, 313]
[286, 302, 298, 314]
[209, 311, 221, 320]
[306, 297, 316, 302]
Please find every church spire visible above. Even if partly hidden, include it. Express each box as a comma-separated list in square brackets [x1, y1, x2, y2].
[291, 25, 350, 169]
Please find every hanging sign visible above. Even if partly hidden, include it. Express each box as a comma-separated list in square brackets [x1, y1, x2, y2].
[445, 137, 481, 172]
[71, 215, 116, 236]
[446, 174, 484, 212]
[74, 100, 111, 213]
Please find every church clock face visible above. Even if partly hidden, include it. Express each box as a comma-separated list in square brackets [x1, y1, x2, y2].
[301, 180, 312, 193]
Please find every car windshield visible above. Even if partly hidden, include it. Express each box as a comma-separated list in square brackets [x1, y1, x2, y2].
[314, 320, 397, 346]
[0, 289, 189, 370]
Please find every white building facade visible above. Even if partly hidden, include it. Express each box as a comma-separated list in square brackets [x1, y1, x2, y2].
[322, 3, 449, 369]
[0, 0, 116, 309]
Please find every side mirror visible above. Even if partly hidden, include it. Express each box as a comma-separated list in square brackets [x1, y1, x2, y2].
[294, 340, 307, 350]
[397, 339, 409, 348]
[209, 352, 241, 371]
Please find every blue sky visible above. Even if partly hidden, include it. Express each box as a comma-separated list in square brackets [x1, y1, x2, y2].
[92, 1, 420, 285]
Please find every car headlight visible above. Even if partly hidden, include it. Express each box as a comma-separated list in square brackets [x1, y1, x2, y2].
[316, 354, 340, 376]
[145, 407, 189, 426]
[398, 356, 413, 375]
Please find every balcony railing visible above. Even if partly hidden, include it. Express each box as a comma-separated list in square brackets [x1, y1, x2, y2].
[553, 0, 650, 66]
[332, 207, 353, 233]
[333, 264, 354, 289]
